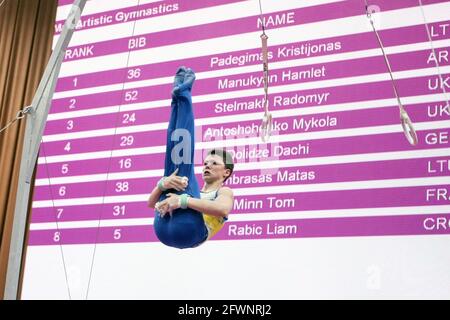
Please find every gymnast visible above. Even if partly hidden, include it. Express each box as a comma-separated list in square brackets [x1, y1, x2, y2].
[147, 66, 234, 249]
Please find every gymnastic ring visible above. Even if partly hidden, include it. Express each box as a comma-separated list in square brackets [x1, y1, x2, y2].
[400, 110, 418, 146]
[261, 112, 272, 143]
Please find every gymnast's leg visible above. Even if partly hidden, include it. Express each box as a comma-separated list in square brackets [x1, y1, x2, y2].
[153, 67, 208, 249]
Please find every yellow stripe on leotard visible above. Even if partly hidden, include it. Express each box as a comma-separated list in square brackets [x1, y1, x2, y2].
[200, 189, 227, 239]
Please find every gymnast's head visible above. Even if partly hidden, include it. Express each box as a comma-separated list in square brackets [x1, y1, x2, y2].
[202, 149, 234, 184]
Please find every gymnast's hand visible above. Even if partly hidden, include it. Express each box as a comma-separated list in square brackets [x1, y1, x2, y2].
[156, 193, 181, 217]
[162, 168, 188, 191]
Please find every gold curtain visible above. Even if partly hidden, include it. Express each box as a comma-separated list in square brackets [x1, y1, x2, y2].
[0, 0, 57, 299]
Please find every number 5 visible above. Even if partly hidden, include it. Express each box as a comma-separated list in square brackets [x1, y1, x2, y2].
[61, 164, 69, 174]
[114, 229, 122, 240]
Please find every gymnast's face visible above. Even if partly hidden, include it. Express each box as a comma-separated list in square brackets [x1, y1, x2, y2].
[202, 155, 230, 184]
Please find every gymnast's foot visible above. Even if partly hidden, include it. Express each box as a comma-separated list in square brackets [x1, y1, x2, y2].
[172, 66, 196, 96]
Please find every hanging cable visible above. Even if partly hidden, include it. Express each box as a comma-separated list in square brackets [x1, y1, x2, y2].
[418, 0, 450, 109]
[258, 0, 272, 143]
[0, 106, 32, 135]
[39, 141, 73, 300]
[85, 0, 142, 300]
[33, 2, 91, 298]
[364, 0, 418, 146]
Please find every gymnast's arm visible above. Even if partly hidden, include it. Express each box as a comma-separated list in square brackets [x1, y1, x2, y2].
[147, 186, 163, 209]
[147, 169, 186, 208]
[159, 187, 234, 218]
[188, 187, 234, 218]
